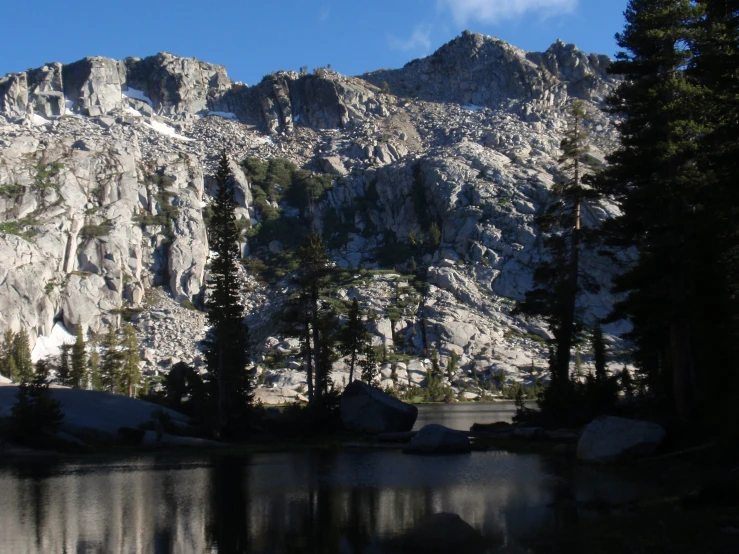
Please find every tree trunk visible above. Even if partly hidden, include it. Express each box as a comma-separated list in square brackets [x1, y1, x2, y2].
[349, 348, 356, 384]
[556, 149, 582, 389]
[218, 342, 226, 434]
[669, 198, 696, 422]
[304, 317, 314, 403]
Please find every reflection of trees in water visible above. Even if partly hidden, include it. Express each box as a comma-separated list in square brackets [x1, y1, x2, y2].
[0, 451, 659, 553]
[208, 455, 249, 553]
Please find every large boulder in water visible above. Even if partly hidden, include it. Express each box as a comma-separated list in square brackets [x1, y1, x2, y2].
[405, 424, 471, 454]
[340, 380, 418, 434]
[577, 416, 666, 464]
[392, 512, 499, 553]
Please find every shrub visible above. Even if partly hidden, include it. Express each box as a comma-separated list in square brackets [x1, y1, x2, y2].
[0, 184, 25, 199]
[80, 223, 112, 238]
[9, 360, 64, 442]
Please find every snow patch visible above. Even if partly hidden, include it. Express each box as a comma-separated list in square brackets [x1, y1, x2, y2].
[142, 120, 195, 142]
[293, 114, 301, 122]
[208, 111, 238, 120]
[32, 322, 76, 363]
[125, 106, 143, 118]
[64, 98, 75, 115]
[253, 135, 274, 145]
[462, 104, 485, 112]
[31, 114, 51, 126]
[122, 87, 153, 107]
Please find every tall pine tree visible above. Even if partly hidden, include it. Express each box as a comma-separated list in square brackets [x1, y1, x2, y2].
[70, 321, 87, 389]
[13, 328, 34, 385]
[339, 297, 367, 384]
[119, 324, 141, 397]
[294, 233, 332, 404]
[205, 152, 251, 433]
[514, 99, 598, 420]
[100, 324, 122, 393]
[600, 0, 705, 421]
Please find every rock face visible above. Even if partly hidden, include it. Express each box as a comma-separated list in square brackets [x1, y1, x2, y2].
[577, 416, 666, 464]
[0, 32, 632, 398]
[340, 381, 418, 434]
[405, 424, 471, 454]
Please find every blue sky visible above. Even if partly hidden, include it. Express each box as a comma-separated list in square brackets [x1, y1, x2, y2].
[2, 1, 628, 85]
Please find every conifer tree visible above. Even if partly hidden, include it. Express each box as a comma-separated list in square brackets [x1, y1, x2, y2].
[88, 334, 101, 391]
[574, 348, 584, 382]
[592, 325, 607, 383]
[339, 297, 366, 383]
[600, 0, 704, 421]
[295, 232, 332, 403]
[514, 99, 597, 400]
[621, 366, 636, 398]
[70, 321, 87, 389]
[100, 324, 122, 393]
[689, 0, 739, 416]
[360, 343, 379, 387]
[204, 152, 251, 431]
[10, 359, 64, 440]
[13, 328, 33, 385]
[57, 344, 71, 387]
[119, 324, 141, 397]
[0, 330, 16, 379]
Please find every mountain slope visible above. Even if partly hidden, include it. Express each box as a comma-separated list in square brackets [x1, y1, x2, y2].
[0, 33, 631, 399]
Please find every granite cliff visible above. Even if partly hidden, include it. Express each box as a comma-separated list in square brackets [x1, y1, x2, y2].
[0, 32, 630, 401]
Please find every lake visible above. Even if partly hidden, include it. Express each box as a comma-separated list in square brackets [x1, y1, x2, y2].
[0, 404, 662, 554]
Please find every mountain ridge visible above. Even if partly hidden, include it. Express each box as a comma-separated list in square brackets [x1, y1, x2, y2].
[0, 32, 630, 402]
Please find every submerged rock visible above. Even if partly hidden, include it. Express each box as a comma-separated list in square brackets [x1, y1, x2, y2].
[405, 424, 471, 454]
[577, 416, 666, 464]
[392, 512, 500, 553]
[340, 380, 417, 434]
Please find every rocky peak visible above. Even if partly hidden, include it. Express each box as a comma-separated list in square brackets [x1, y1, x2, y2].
[363, 31, 619, 109]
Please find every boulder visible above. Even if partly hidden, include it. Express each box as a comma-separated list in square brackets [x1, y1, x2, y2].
[393, 513, 499, 554]
[577, 416, 666, 464]
[340, 380, 417, 434]
[405, 424, 471, 454]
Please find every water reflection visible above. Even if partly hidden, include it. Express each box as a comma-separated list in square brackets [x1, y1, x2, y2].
[0, 448, 661, 554]
[413, 402, 534, 431]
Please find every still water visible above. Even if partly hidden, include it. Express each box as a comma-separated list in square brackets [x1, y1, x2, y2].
[0, 405, 660, 554]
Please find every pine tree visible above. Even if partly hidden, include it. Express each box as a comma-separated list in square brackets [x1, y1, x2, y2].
[10, 359, 64, 440]
[574, 348, 584, 382]
[70, 321, 87, 389]
[620, 366, 636, 398]
[514, 99, 598, 399]
[13, 328, 33, 385]
[205, 152, 251, 431]
[119, 324, 141, 397]
[315, 303, 338, 397]
[592, 325, 607, 383]
[0, 330, 16, 379]
[689, 0, 739, 419]
[88, 334, 101, 391]
[295, 232, 331, 403]
[446, 350, 459, 381]
[339, 297, 366, 384]
[100, 324, 122, 393]
[600, 0, 704, 421]
[360, 343, 379, 387]
[57, 344, 71, 387]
